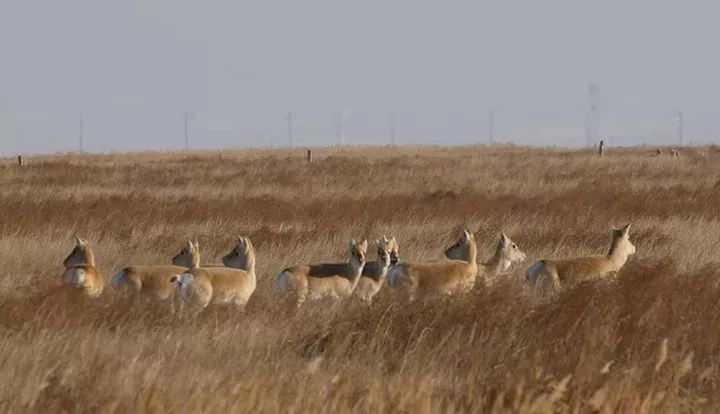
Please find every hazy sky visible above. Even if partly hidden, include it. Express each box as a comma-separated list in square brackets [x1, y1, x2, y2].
[1, 0, 719, 154]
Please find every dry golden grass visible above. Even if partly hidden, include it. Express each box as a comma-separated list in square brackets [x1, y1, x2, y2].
[1, 145, 720, 413]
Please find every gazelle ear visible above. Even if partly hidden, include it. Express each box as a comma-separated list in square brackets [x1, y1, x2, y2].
[621, 224, 631, 235]
[187, 240, 194, 249]
[499, 233, 509, 246]
[360, 239, 368, 250]
[240, 236, 251, 251]
[460, 229, 471, 243]
[193, 240, 200, 251]
[75, 236, 85, 245]
[349, 239, 357, 250]
[382, 235, 389, 243]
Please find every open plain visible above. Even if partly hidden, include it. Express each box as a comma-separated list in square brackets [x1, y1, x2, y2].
[1, 145, 720, 413]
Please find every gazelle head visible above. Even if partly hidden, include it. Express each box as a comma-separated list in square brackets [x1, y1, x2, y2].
[389, 236, 400, 265]
[63, 236, 94, 267]
[348, 239, 368, 267]
[496, 233, 526, 265]
[222, 236, 256, 270]
[172, 240, 200, 268]
[609, 224, 636, 258]
[443, 229, 477, 262]
[376, 236, 393, 267]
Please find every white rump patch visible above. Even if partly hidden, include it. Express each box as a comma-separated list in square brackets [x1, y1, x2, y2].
[64, 268, 86, 286]
[525, 261, 543, 283]
[75, 269, 86, 284]
[174, 272, 194, 296]
[276, 270, 291, 293]
[110, 270, 126, 287]
[386, 266, 401, 287]
[64, 268, 74, 284]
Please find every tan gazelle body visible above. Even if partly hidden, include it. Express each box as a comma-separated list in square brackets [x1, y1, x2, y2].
[276, 239, 368, 306]
[62, 237, 105, 297]
[110, 242, 190, 300]
[526, 224, 636, 298]
[387, 230, 478, 300]
[354, 236, 395, 303]
[171, 237, 257, 311]
[446, 233, 526, 286]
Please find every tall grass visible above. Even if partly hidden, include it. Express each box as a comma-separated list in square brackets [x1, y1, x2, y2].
[0, 145, 719, 412]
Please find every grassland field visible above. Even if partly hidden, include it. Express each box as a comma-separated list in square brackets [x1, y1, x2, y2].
[1, 145, 720, 413]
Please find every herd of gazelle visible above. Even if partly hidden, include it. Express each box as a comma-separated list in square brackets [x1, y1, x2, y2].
[61, 224, 635, 310]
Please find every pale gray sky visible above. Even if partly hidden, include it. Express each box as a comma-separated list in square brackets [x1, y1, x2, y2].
[1, 0, 719, 154]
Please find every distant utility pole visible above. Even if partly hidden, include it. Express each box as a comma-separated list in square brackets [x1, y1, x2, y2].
[183, 111, 190, 151]
[585, 82, 599, 148]
[285, 112, 294, 148]
[335, 110, 345, 146]
[79, 112, 85, 153]
[676, 111, 684, 146]
[183, 111, 189, 150]
[488, 110, 495, 144]
[390, 114, 397, 146]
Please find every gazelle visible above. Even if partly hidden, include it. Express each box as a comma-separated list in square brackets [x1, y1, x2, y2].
[110, 243, 190, 300]
[445, 233, 526, 286]
[62, 237, 104, 297]
[387, 230, 478, 300]
[354, 236, 396, 303]
[170, 236, 257, 311]
[276, 239, 368, 306]
[526, 224, 636, 298]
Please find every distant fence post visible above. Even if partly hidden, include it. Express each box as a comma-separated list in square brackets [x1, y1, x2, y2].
[598, 140, 605, 158]
[307, 149, 312, 163]
[17, 155, 24, 166]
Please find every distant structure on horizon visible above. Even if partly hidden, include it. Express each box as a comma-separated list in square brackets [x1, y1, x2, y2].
[488, 110, 495, 144]
[585, 82, 599, 148]
[335, 110, 345, 146]
[676, 111, 684, 146]
[79, 112, 85, 153]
